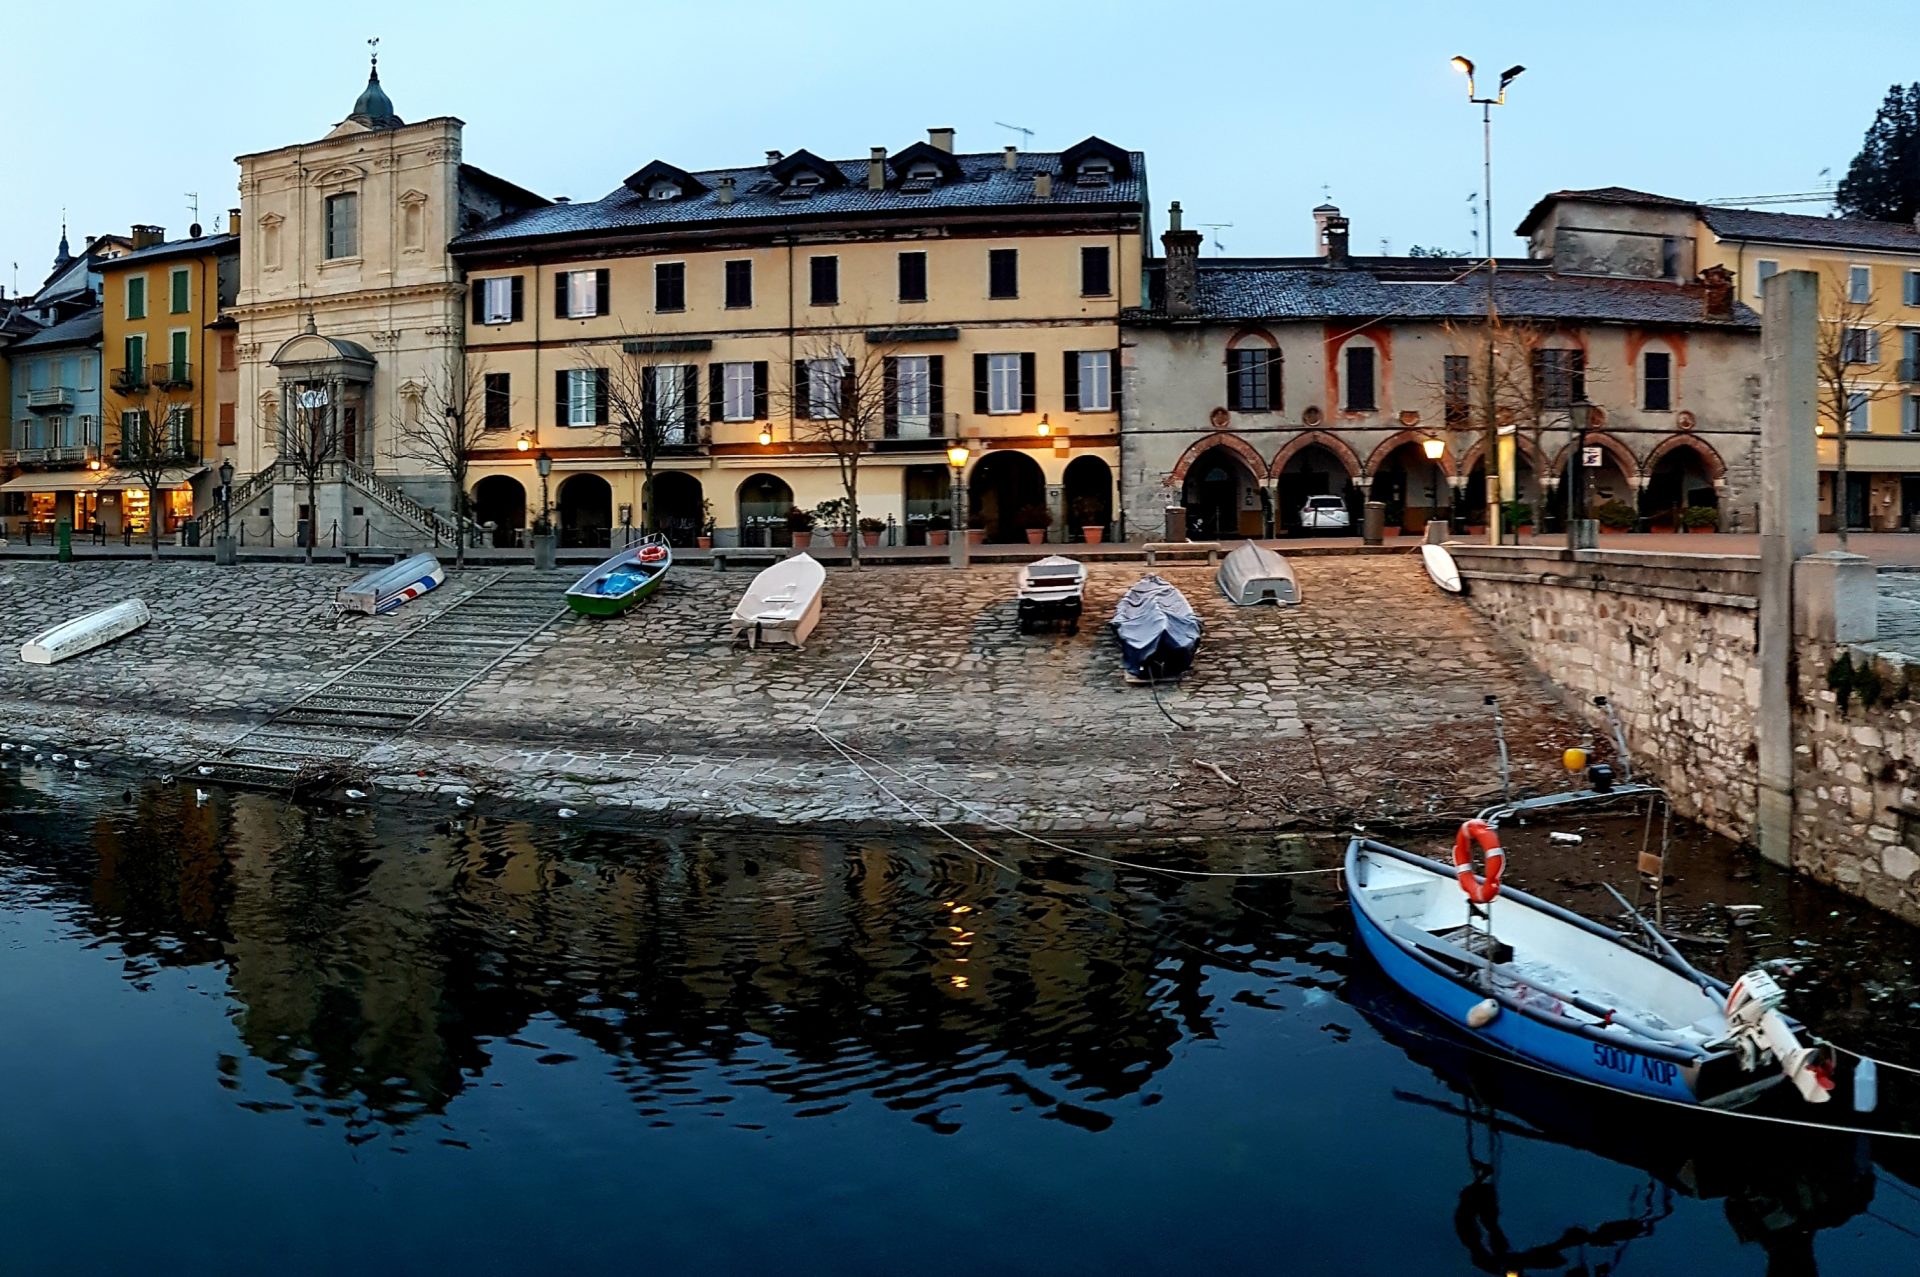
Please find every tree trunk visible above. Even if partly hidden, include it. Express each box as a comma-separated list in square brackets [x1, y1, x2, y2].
[1835, 427, 1851, 550]
[846, 466, 861, 567]
[451, 476, 466, 567]
[642, 464, 656, 537]
[305, 474, 317, 563]
[149, 484, 161, 561]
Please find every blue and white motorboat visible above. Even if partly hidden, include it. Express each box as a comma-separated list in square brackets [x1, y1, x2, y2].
[1111, 575, 1201, 683]
[1347, 821, 1834, 1110]
[336, 553, 444, 616]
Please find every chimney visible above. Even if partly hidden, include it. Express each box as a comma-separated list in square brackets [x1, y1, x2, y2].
[1323, 214, 1351, 266]
[1162, 201, 1203, 319]
[766, 149, 783, 165]
[717, 176, 736, 205]
[1032, 171, 1052, 200]
[1003, 145, 1018, 171]
[227, 207, 240, 236]
[1311, 204, 1341, 257]
[868, 146, 886, 191]
[928, 127, 954, 154]
[85, 235, 96, 247]
[1700, 263, 1734, 318]
[131, 224, 164, 250]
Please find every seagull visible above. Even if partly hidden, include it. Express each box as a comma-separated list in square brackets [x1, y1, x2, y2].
[197, 766, 213, 776]
[195, 789, 210, 805]
[344, 788, 368, 801]
[50, 753, 67, 763]
[557, 807, 578, 819]
[454, 795, 475, 808]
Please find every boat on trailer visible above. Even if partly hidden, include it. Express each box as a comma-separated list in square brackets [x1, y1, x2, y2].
[1218, 541, 1300, 606]
[729, 552, 825, 648]
[1348, 798, 1834, 1109]
[336, 552, 445, 616]
[566, 536, 672, 618]
[21, 599, 152, 665]
[1016, 555, 1086, 633]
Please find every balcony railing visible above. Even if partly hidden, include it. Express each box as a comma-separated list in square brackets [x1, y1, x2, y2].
[150, 361, 193, 390]
[116, 434, 198, 465]
[874, 411, 957, 449]
[3, 416, 101, 467]
[111, 367, 148, 393]
[25, 386, 76, 414]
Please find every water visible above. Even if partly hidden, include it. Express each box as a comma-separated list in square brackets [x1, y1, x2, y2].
[4, 772, 1920, 1275]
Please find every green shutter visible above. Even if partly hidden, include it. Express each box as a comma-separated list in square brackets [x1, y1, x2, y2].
[127, 277, 145, 320]
[171, 268, 189, 314]
[171, 331, 189, 380]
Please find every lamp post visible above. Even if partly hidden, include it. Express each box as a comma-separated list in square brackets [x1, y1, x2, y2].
[1566, 397, 1596, 553]
[535, 450, 553, 531]
[1421, 435, 1445, 530]
[215, 456, 236, 564]
[947, 443, 970, 568]
[1451, 54, 1524, 547]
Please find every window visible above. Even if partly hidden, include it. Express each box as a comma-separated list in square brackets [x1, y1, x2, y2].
[1344, 346, 1377, 412]
[564, 368, 604, 426]
[898, 251, 928, 303]
[169, 267, 190, 314]
[1849, 391, 1872, 433]
[1754, 259, 1778, 297]
[647, 364, 694, 441]
[217, 332, 236, 371]
[654, 261, 686, 312]
[563, 269, 609, 319]
[988, 353, 1022, 413]
[1906, 394, 1920, 436]
[324, 192, 358, 259]
[120, 410, 145, 453]
[1074, 351, 1112, 411]
[1531, 348, 1586, 409]
[806, 357, 845, 417]
[484, 373, 511, 431]
[988, 248, 1019, 299]
[895, 355, 931, 435]
[1906, 329, 1920, 376]
[218, 402, 236, 447]
[722, 362, 757, 421]
[1227, 347, 1278, 411]
[1443, 354, 1471, 425]
[169, 330, 189, 381]
[1081, 245, 1112, 297]
[1849, 265, 1872, 304]
[126, 275, 146, 320]
[724, 260, 753, 309]
[1643, 351, 1672, 411]
[78, 355, 96, 389]
[1843, 327, 1879, 365]
[477, 276, 521, 325]
[123, 335, 145, 384]
[1906, 270, 1920, 307]
[810, 256, 839, 306]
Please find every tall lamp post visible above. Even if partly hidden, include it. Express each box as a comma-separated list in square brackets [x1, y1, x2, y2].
[947, 443, 970, 568]
[1565, 397, 1595, 553]
[1421, 435, 1445, 532]
[1451, 55, 1524, 546]
[536, 450, 553, 533]
[216, 457, 235, 564]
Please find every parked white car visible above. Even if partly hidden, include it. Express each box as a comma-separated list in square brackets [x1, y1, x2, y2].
[1298, 495, 1351, 532]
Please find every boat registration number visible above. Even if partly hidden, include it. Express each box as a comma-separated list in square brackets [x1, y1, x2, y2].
[1592, 1043, 1678, 1086]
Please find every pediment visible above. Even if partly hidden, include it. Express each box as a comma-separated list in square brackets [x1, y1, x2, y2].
[398, 188, 429, 207]
[310, 163, 367, 189]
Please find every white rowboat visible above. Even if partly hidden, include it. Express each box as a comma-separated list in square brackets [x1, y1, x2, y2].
[21, 599, 152, 665]
[1422, 543, 1464, 594]
[729, 553, 825, 648]
[1218, 541, 1300, 606]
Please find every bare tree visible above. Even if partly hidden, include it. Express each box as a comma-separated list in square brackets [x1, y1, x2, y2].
[395, 352, 490, 565]
[595, 336, 704, 542]
[116, 377, 197, 561]
[277, 386, 343, 564]
[773, 329, 899, 566]
[1815, 267, 1902, 548]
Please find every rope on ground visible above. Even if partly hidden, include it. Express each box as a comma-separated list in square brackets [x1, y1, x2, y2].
[808, 638, 884, 728]
[811, 727, 1017, 875]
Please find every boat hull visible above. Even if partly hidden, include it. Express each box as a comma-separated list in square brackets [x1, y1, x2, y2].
[21, 599, 152, 665]
[1422, 543, 1464, 594]
[565, 543, 671, 617]
[337, 553, 445, 616]
[727, 554, 826, 648]
[566, 572, 664, 617]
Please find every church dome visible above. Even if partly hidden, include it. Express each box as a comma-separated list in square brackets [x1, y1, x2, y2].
[348, 64, 401, 129]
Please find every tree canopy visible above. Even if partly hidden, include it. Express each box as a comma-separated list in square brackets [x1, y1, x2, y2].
[1836, 83, 1920, 223]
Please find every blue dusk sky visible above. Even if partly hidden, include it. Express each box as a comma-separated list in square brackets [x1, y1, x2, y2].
[4, 0, 1908, 292]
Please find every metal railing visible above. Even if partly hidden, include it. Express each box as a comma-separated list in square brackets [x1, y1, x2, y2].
[116, 435, 198, 465]
[149, 361, 193, 389]
[3, 416, 101, 466]
[110, 367, 148, 393]
[876, 410, 959, 446]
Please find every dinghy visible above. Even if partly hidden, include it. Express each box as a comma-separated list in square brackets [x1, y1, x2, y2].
[1111, 576, 1201, 683]
[566, 536, 672, 618]
[336, 552, 445, 616]
[1218, 541, 1300, 606]
[21, 599, 152, 665]
[1016, 555, 1086, 633]
[1348, 821, 1833, 1109]
[1422, 543, 1464, 594]
[729, 553, 825, 649]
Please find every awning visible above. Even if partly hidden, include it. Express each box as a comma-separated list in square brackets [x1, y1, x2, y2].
[0, 466, 204, 494]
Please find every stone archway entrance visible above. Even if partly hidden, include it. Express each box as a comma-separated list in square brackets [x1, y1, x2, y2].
[1063, 455, 1113, 542]
[1182, 445, 1262, 539]
[970, 450, 1047, 542]
[471, 474, 526, 547]
[1369, 441, 1450, 532]
[1643, 442, 1717, 530]
[1274, 437, 1361, 533]
[557, 473, 613, 548]
[650, 471, 703, 547]
[903, 464, 951, 545]
[737, 473, 794, 547]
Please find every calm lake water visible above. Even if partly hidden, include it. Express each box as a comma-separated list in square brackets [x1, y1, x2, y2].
[4, 769, 1920, 1275]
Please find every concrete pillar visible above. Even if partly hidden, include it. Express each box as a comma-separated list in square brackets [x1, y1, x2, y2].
[1045, 482, 1063, 541]
[1795, 552, 1877, 643]
[1756, 270, 1820, 867]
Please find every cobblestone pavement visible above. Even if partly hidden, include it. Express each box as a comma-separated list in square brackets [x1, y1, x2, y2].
[0, 557, 1581, 832]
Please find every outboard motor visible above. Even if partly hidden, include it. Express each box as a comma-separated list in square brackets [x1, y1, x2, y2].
[1725, 970, 1832, 1103]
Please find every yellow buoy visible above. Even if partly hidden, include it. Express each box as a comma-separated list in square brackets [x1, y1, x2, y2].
[1563, 747, 1589, 773]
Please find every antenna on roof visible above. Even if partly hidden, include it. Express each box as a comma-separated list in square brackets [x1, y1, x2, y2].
[994, 121, 1035, 148]
[1198, 222, 1233, 256]
[185, 192, 199, 226]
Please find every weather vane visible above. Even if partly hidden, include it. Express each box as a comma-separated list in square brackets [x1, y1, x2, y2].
[368, 36, 379, 68]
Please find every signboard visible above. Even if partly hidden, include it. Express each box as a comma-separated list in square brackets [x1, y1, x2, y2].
[297, 389, 330, 410]
[1582, 446, 1604, 468]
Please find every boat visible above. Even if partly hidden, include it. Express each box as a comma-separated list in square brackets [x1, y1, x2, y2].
[729, 553, 825, 649]
[1016, 555, 1086, 633]
[1111, 575, 1201, 683]
[1217, 541, 1300, 606]
[1422, 542, 1464, 594]
[1347, 817, 1835, 1109]
[21, 599, 152, 665]
[566, 535, 673, 617]
[336, 552, 445, 616]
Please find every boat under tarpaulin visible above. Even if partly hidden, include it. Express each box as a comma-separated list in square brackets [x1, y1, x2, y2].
[336, 552, 445, 616]
[1110, 575, 1201, 683]
[729, 553, 825, 648]
[1217, 541, 1299, 606]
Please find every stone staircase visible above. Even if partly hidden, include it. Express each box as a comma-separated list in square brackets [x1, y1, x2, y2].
[187, 571, 567, 791]
[190, 458, 488, 548]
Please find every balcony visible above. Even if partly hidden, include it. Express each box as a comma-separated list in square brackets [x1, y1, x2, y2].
[4, 416, 101, 467]
[111, 367, 148, 394]
[25, 386, 76, 414]
[873, 411, 957, 451]
[150, 361, 193, 390]
[116, 433, 197, 467]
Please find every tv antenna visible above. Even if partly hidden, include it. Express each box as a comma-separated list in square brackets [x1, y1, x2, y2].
[1198, 222, 1233, 255]
[185, 192, 200, 227]
[994, 121, 1035, 148]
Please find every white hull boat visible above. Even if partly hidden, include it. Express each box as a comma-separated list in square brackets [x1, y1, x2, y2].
[729, 553, 825, 648]
[1016, 555, 1086, 633]
[336, 552, 446, 616]
[1218, 541, 1300, 606]
[1423, 543, 1464, 594]
[21, 599, 152, 665]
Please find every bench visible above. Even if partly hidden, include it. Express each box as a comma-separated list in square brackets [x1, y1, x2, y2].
[1143, 541, 1224, 567]
[711, 549, 784, 572]
[344, 548, 403, 568]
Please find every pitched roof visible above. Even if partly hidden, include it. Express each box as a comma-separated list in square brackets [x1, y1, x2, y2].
[1701, 206, 1920, 254]
[1514, 186, 1696, 236]
[1127, 259, 1757, 329]
[99, 231, 239, 270]
[452, 142, 1146, 250]
[11, 307, 103, 351]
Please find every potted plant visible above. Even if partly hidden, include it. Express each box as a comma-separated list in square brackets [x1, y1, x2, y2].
[814, 498, 850, 547]
[786, 505, 814, 549]
[1681, 504, 1721, 534]
[1071, 496, 1106, 545]
[1594, 500, 1638, 533]
[966, 513, 987, 546]
[1017, 503, 1052, 546]
[858, 515, 885, 548]
[696, 499, 717, 550]
[1503, 501, 1534, 536]
[926, 513, 951, 547]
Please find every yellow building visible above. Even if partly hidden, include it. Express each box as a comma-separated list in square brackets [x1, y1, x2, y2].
[96, 220, 239, 538]
[451, 131, 1145, 547]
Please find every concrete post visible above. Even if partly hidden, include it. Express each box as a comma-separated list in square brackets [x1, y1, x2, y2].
[1795, 552, 1878, 643]
[1756, 270, 1820, 867]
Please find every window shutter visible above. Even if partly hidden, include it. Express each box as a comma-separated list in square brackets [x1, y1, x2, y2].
[683, 365, 700, 427]
[555, 370, 569, 425]
[472, 283, 485, 324]
[753, 361, 769, 419]
[596, 268, 611, 316]
[555, 272, 569, 318]
[840, 365, 856, 419]
[709, 363, 725, 422]
[883, 357, 899, 433]
[1226, 350, 1243, 410]
[1062, 351, 1080, 412]
[1266, 351, 1283, 411]
[1112, 349, 1123, 416]
[218, 402, 237, 446]
[973, 353, 989, 415]
[595, 369, 610, 424]
[928, 355, 945, 420]
[1020, 352, 1036, 413]
[794, 361, 810, 418]
[1868, 330, 1882, 364]
[511, 275, 525, 322]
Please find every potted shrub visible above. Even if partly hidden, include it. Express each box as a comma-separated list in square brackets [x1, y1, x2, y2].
[1071, 496, 1106, 545]
[1503, 501, 1534, 536]
[858, 515, 885, 548]
[966, 513, 987, 546]
[1017, 503, 1052, 545]
[696, 499, 717, 550]
[1594, 500, 1638, 533]
[927, 513, 951, 547]
[786, 505, 814, 549]
[1681, 504, 1721, 534]
[814, 498, 850, 547]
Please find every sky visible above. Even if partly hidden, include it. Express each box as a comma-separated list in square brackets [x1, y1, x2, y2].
[5, 0, 1911, 293]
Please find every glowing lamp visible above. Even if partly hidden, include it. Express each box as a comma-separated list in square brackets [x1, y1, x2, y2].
[947, 444, 970, 469]
[516, 433, 532, 453]
[1421, 437, 1445, 461]
[758, 427, 773, 446]
[1036, 414, 1052, 438]
[1450, 55, 1474, 76]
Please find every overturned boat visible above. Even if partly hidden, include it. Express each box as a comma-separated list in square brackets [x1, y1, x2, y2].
[1016, 555, 1086, 634]
[21, 599, 152, 665]
[1218, 541, 1299, 606]
[1111, 575, 1201, 683]
[336, 552, 445, 616]
[729, 553, 825, 649]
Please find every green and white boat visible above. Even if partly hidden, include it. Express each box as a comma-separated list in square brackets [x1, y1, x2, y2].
[564, 536, 673, 618]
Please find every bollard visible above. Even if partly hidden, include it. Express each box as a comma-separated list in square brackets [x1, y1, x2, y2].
[214, 534, 237, 566]
[1362, 501, 1385, 547]
[1163, 505, 1187, 542]
[56, 517, 72, 562]
[531, 531, 557, 571]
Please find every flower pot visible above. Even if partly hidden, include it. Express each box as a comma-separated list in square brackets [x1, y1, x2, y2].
[967, 529, 986, 545]
[1081, 526, 1104, 545]
[1024, 528, 1046, 545]
[830, 531, 850, 547]
[791, 530, 812, 549]
[861, 532, 880, 547]
[697, 536, 713, 550]
[1515, 524, 1535, 537]
[1466, 524, 1486, 537]
[928, 530, 949, 546]
[1687, 525, 1716, 534]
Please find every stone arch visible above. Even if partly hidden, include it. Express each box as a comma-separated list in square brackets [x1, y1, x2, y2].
[1459, 433, 1552, 479]
[1169, 432, 1266, 486]
[1643, 432, 1726, 483]
[1268, 429, 1361, 481]
[470, 474, 526, 548]
[1364, 428, 1456, 479]
[1544, 430, 1640, 484]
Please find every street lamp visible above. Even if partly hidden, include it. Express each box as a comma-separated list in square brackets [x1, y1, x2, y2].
[218, 457, 235, 541]
[1566, 398, 1595, 553]
[1035, 413, 1052, 438]
[947, 443, 971, 568]
[1421, 435, 1445, 527]
[516, 432, 532, 453]
[1452, 53, 1524, 547]
[758, 425, 774, 447]
[535, 449, 553, 538]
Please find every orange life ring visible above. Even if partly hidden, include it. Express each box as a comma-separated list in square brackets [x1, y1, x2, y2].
[1453, 819, 1504, 905]
[638, 544, 668, 564]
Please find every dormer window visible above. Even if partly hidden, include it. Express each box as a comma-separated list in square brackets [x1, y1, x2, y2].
[793, 172, 822, 190]
[1075, 158, 1113, 187]
[900, 162, 942, 193]
[647, 180, 680, 201]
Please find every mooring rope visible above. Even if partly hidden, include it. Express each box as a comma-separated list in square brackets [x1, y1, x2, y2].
[810, 727, 1016, 875]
